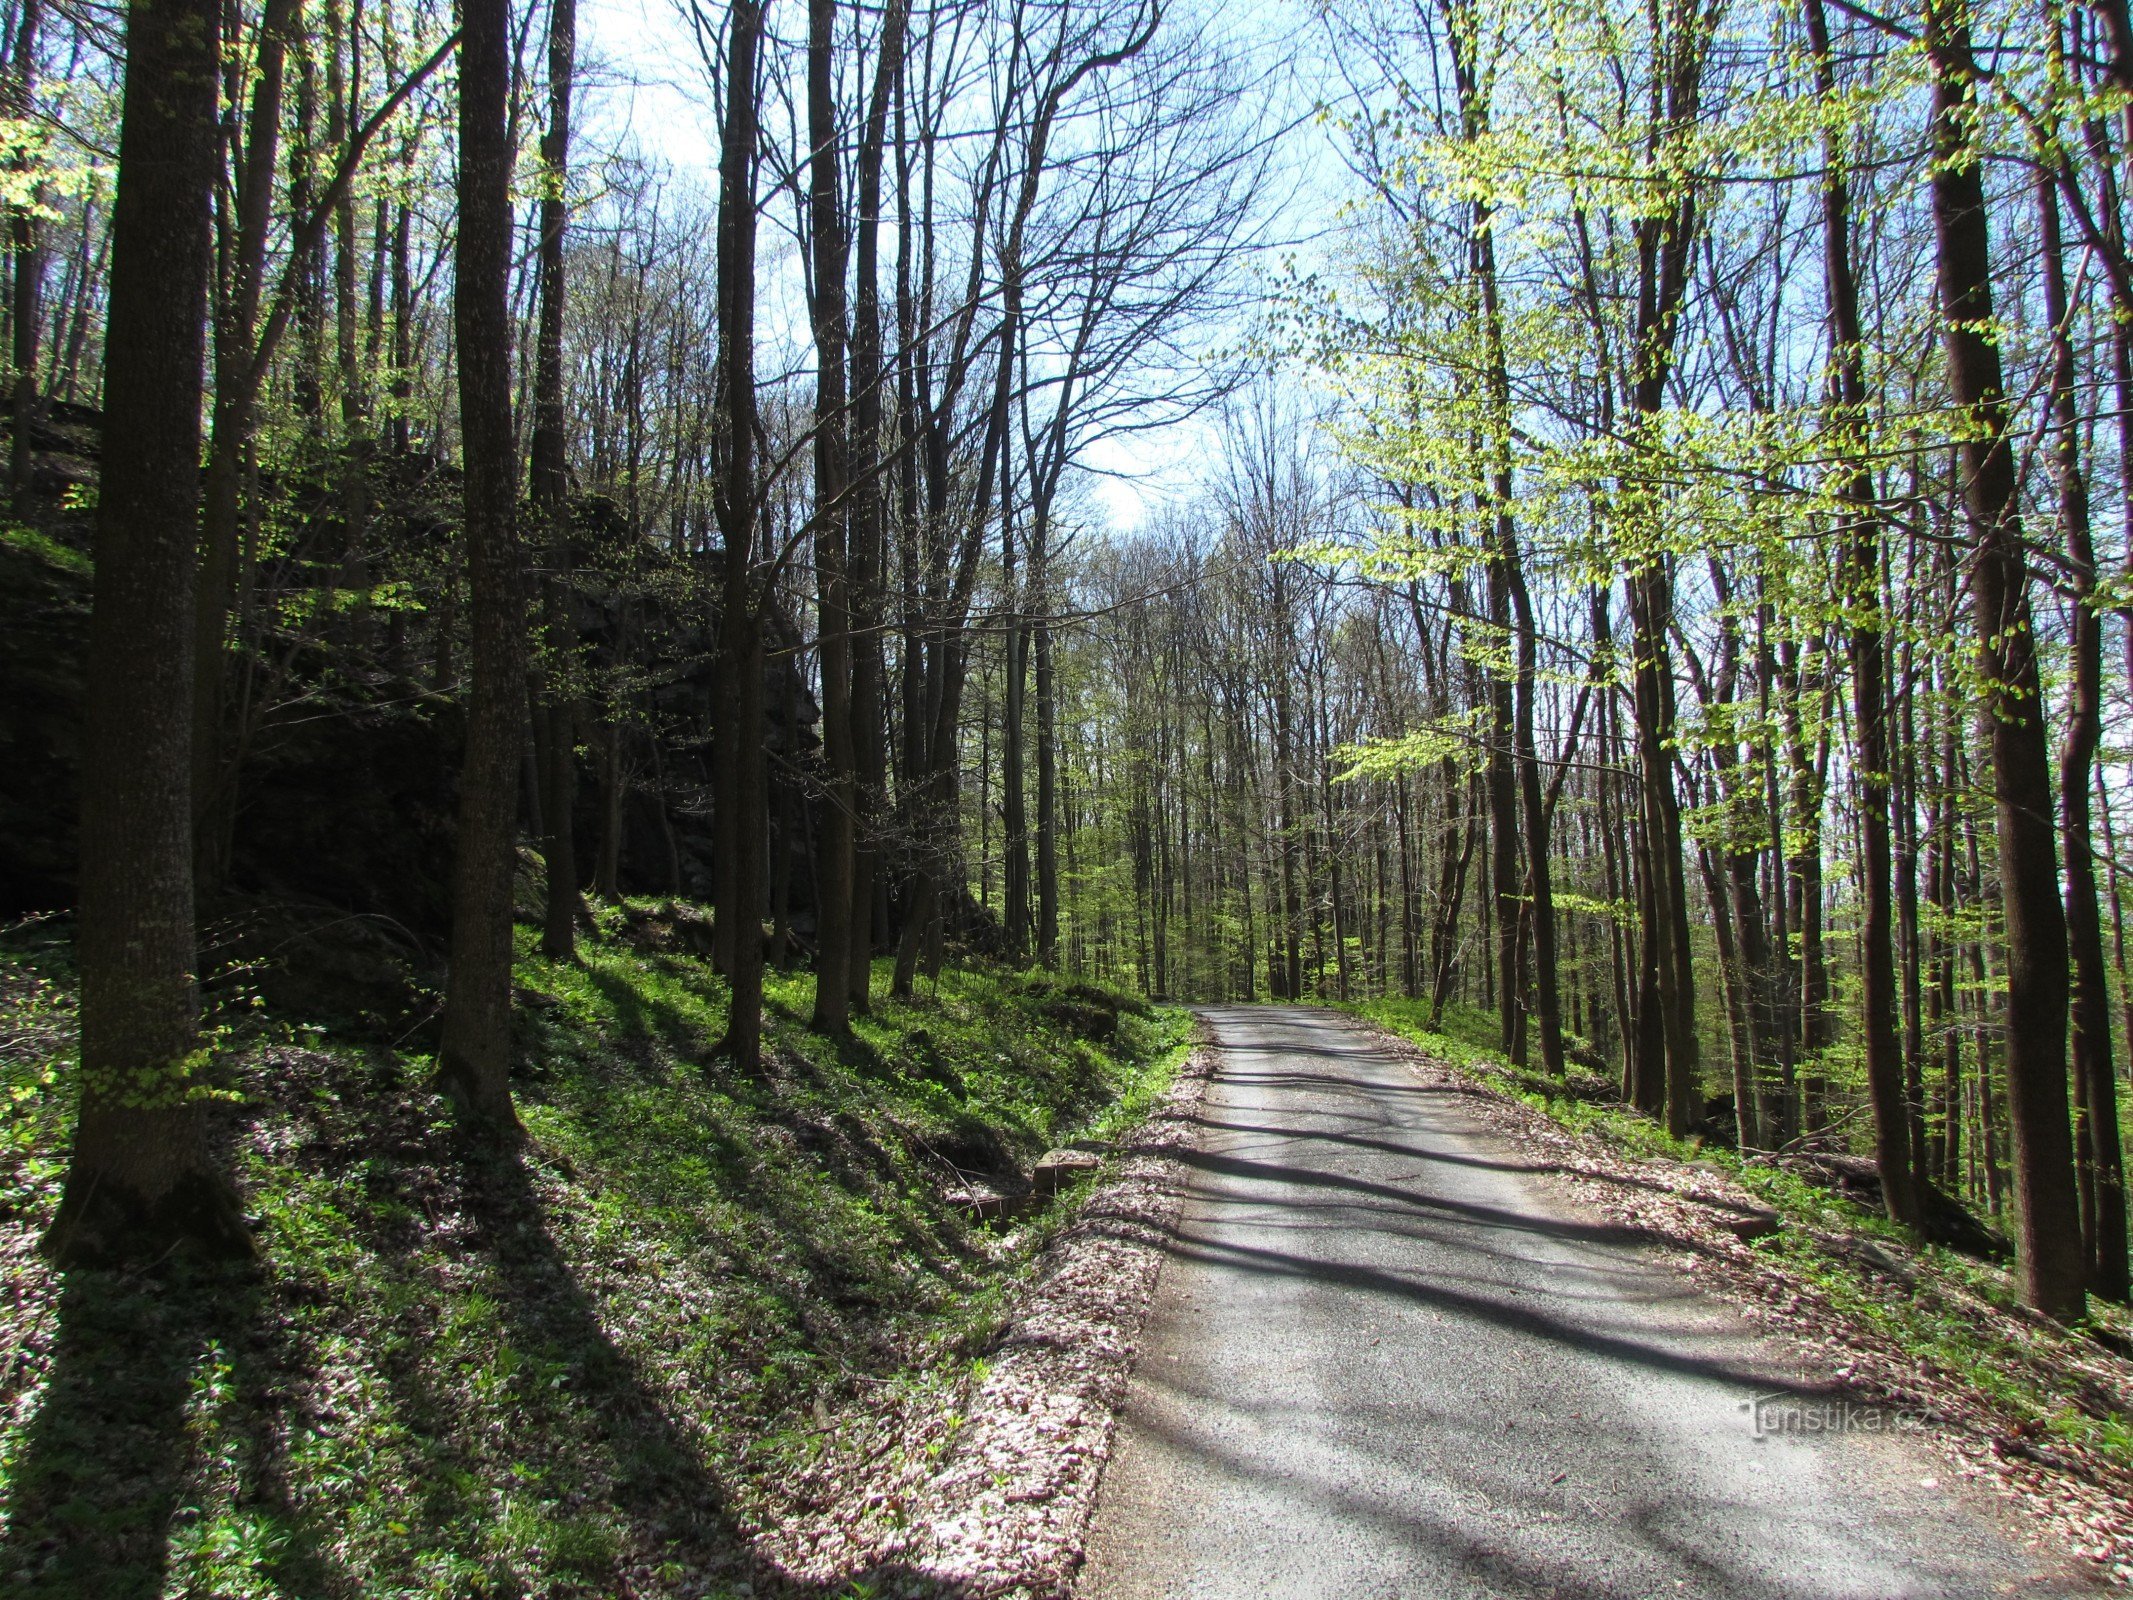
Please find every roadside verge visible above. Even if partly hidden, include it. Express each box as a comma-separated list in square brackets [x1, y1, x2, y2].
[754, 1027, 1216, 1598]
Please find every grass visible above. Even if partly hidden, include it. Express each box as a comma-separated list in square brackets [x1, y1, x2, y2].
[1351, 995, 2133, 1484]
[0, 906, 1190, 1599]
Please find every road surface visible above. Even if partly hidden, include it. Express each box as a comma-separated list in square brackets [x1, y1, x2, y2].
[1078, 1005, 2098, 1599]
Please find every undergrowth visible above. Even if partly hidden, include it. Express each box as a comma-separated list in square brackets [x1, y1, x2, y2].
[1352, 995, 2133, 1485]
[0, 908, 1188, 1599]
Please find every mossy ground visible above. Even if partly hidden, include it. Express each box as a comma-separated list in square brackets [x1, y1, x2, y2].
[0, 908, 1188, 1599]
[1353, 997, 2133, 1484]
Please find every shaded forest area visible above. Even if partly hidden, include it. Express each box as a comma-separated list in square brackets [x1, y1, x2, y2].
[0, 0, 1259, 1239]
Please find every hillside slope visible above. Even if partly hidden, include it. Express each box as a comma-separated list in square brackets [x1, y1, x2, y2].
[0, 910, 1187, 1598]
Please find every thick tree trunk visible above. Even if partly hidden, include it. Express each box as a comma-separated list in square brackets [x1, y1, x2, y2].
[530, 0, 580, 962]
[712, 0, 767, 1070]
[1625, 560, 1699, 1135]
[807, 0, 855, 1033]
[436, 0, 528, 1136]
[44, 0, 251, 1266]
[844, 0, 905, 1009]
[8, 0, 41, 514]
[2040, 169, 2129, 1298]
[1925, 0, 2084, 1318]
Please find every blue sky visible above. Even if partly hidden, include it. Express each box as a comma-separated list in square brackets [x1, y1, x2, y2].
[571, 0, 1350, 532]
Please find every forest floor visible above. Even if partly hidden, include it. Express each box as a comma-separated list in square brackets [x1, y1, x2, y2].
[0, 903, 1191, 1600]
[1354, 998, 2133, 1588]
[10, 940, 2132, 1598]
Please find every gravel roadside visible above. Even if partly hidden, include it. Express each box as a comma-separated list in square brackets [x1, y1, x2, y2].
[749, 1033, 1217, 1598]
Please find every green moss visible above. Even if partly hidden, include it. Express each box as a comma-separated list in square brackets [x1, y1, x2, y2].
[0, 913, 1189, 1597]
[0, 521, 90, 576]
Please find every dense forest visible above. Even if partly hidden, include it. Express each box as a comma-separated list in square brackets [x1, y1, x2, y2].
[8, 0, 2133, 1505]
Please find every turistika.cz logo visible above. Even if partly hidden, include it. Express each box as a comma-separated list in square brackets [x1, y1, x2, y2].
[1741, 1392, 1932, 1437]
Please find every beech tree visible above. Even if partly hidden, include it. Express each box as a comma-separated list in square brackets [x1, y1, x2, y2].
[43, 0, 251, 1263]
[435, 0, 526, 1132]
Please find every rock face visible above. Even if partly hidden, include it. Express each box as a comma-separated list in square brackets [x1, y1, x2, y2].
[562, 512, 820, 908]
[0, 529, 89, 917]
[0, 432, 825, 935]
[1032, 1148, 1105, 1196]
[946, 1185, 1011, 1221]
[233, 683, 466, 944]
[1718, 1207, 1781, 1242]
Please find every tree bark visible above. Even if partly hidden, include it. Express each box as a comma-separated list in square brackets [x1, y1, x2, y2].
[1035, 581, 1060, 964]
[436, 0, 528, 1135]
[530, 0, 580, 962]
[1619, 0, 1708, 1137]
[1805, 0, 1915, 1226]
[844, 0, 906, 1008]
[291, 39, 324, 426]
[192, 0, 298, 881]
[1924, 0, 2084, 1318]
[808, 0, 855, 1032]
[1484, 533, 1524, 1060]
[2039, 165, 2129, 1298]
[43, 0, 251, 1266]
[712, 0, 768, 1070]
[1468, 184, 1563, 1075]
[8, 0, 41, 514]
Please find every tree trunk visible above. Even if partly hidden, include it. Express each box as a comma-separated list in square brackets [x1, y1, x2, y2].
[1782, 631, 1829, 1128]
[1620, 7, 1708, 1137]
[1004, 600, 1031, 960]
[1484, 546, 1523, 1060]
[192, 0, 298, 883]
[712, 0, 767, 1070]
[530, 0, 580, 961]
[44, 0, 251, 1266]
[2040, 165, 2129, 1299]
[844, 0, 906, 1009]
[1805, 0, 1915, 1227]
[436, 0, 528, 1136]
[8, 0, 41, 514]
[1924, 0, 2084, 1318]
[1469, 206, 1564, 1075]
[807, 0, 855, 1032]
[291, 41, 324, 426]
[1035, 605, 1060, 964]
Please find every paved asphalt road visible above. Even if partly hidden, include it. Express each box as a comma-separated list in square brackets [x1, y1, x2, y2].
[1078, 1005, 2100, 1600]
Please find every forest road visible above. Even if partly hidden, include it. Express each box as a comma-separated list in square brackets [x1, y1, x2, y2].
[1076, 1004, 2100, 1600]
